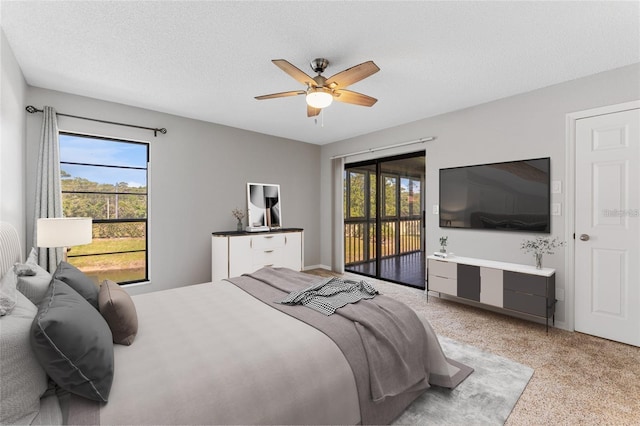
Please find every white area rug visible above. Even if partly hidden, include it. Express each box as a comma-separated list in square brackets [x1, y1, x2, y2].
[393, 336, 534, 425]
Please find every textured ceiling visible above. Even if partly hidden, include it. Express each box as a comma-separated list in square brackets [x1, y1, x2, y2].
[2, 1, 639, 145]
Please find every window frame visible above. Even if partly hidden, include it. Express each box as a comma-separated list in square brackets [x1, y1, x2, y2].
[59, 131, 150, 285]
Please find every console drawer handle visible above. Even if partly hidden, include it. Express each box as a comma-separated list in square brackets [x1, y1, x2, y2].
[265, 250, 274, 253]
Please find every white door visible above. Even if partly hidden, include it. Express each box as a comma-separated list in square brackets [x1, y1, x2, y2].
[575, 107, 640, 347]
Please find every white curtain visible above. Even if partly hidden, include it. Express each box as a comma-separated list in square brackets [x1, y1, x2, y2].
[33, 106, 63, 271]
[331, 157, 345, 273]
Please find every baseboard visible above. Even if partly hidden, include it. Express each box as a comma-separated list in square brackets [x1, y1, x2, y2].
[303, 264, 331, 271]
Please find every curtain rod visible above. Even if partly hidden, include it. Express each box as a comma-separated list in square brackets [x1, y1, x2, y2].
[25, 105, 167, 137]
[330, 136, 436, 160]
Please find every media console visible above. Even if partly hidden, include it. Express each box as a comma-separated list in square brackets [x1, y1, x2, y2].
[427, 255, 556, 331]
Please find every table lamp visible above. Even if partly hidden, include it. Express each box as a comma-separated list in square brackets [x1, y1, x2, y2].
[37, 217, 93, 261]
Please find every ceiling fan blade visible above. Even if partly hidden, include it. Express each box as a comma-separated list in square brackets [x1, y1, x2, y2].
[334, 89, 378, 107]
[272, 59, 317, 87]
[325, 61, 380, 89]
[307, 104, 321, 117]
[255, 90, 305, 100]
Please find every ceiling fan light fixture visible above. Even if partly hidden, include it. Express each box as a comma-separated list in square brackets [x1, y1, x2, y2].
[306, 88, 333, 109]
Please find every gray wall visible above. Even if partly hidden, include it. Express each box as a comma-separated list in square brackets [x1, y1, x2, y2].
[320, 63, 640, 329]
[24, 87, 321, 295]
[0, 29, 27, 253]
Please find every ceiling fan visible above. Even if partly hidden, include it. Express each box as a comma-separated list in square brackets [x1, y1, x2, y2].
[255, 58, 380, 117]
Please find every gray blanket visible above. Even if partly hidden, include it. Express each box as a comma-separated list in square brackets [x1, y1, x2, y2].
[228, 268, 472, 425]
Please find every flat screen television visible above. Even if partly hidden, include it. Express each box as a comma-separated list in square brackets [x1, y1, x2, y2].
[439, 157, 550, 232]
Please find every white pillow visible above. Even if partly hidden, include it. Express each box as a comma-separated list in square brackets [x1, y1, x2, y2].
[26, 247, 38, 264]
[0, 291, 48, 424]
[15, 261, 52, 306]
[0, 268, 18, 315]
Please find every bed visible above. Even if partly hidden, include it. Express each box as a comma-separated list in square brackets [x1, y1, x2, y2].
[0, 221, 472, 425]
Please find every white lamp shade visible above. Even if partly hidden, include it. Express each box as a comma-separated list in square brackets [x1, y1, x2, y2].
[37, 217, 93, 248]
[306, 88, 333, 109]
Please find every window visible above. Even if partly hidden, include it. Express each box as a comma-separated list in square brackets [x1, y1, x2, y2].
[400, 177, 421, 217]
[59, 133, 149, 285]
[347, 171, 366, 218]
[383, 175, 397, 217]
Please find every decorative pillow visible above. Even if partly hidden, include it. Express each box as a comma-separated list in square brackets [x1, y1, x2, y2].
[15, 262, 52, 306]
[26, 247, 38, 264]
[52, 261, 99, 309]
[14, 263, 36, 276]
[0, 292, 48, 424]
[31, 279, 114, 402]
[99, 280, 138, 345]
[0, 267, 18, 315]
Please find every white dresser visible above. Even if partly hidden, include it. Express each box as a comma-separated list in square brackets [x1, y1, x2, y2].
[211, 229, 304, 281]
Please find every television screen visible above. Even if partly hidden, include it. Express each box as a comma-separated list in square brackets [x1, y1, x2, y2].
[439, 157, 550, 232]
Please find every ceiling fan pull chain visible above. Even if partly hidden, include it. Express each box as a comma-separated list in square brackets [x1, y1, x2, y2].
[314, 109, 325, 127]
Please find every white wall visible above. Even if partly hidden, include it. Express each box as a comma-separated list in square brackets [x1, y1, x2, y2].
[320, 63, 640, 329]
[0, 29, 27, 254]
[25, 88, 321, 295]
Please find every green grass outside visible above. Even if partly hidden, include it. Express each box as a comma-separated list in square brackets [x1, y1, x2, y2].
[68, 237, 145, 272]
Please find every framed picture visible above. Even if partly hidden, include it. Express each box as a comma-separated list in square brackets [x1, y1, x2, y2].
[247, 183, 282, 228]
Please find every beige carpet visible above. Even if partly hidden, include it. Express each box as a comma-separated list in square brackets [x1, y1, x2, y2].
[305, 269, 640, 425]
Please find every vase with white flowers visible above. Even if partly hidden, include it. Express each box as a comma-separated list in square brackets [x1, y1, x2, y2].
[232, 208, 245, 232]
[520, 236, 566, 269]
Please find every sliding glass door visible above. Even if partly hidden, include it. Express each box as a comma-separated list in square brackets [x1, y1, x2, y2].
[344, 152, 425, 288]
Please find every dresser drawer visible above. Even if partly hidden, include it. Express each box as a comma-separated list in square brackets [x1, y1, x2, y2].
[428, 259, 457, 279]
[253, 247, 283, 268]
[480, 267, 503, 307]
[504, 271, 548, 297]
[503, 289, 548, 317]
[251, 234, 285, 250]
[429, 275, 457, 296]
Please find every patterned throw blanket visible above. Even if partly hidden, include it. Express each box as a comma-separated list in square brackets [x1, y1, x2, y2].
[278, 277, 379, 315]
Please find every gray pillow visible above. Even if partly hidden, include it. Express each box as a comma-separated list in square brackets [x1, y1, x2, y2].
[14, 263, 36, 276]
[15, 262, 52, 306]
[52, 261, 99, 309]
[31, 279, 114, 402]
[99, 280, 138, 345]
[0, 292, 48, 425]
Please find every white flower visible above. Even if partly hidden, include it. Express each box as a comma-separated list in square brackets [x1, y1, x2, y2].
[231, 208, 245, 221]
[520, 236, 566, 255]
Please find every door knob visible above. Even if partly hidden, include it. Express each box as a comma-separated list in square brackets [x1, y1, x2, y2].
[579, 234, 590, 241]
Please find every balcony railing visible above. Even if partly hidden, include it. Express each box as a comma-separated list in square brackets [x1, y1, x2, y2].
[345, 217, 422, 266]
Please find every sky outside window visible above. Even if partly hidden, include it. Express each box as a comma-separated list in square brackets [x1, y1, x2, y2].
[59, 134, 147, 187]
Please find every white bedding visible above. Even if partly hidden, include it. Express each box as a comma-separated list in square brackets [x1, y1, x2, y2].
[99, 280, 361, 425]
